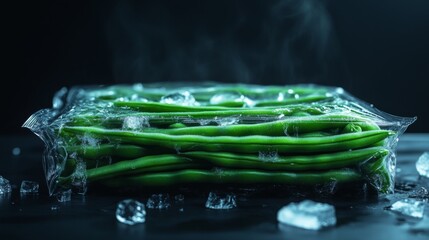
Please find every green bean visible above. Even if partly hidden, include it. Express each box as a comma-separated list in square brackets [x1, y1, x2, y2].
[183, 146, 389, 171]
[62, 126, 393, 153]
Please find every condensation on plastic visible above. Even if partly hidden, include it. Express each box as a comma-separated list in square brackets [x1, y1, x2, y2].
[23, 83, 416, 196]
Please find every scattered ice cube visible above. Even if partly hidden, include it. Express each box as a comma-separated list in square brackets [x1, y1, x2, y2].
[57, 189, 72, 202]
[71, 161, 87, 195]
[12, 147, 21, 156]
[390, 199, 426, 218]
[20, 180, 39, 194]
[214, 117, 239, 126]
[160, 91, 199, 106]
[277, 200, 337, 230]
[116, 199, 146, 225]
[205, 192, 237, 210]
[416, 152, 429, 178]
[51, 205, 60, 211]
[258, 150, 279, 162]
[409, 187, 429, 199]
[146, 194, 171, 209]
[0, 176, 12, 194]
[122, 116, 150, 130]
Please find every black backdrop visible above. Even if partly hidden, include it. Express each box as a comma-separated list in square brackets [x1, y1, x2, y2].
[3, 0, 429, 135]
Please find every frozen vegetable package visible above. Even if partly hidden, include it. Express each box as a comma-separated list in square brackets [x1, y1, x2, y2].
[23, 83, 415, 196]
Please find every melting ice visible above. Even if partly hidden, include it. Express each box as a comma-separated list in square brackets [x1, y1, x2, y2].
[0, 176, 12, 194]
[416, 152, 429, 178]
[20, 180, 39, 194]
[116, 199, 146, 225]
[390, 199, 426, 218]
[205, 192, 237, 209]
[277, 200, 336, 230]
[146, 194, 171, 209]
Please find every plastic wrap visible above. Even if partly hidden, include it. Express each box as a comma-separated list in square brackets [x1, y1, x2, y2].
[23, 83, 415, 196]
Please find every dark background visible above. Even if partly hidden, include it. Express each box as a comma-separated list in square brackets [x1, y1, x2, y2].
[3, 0, 429, 135]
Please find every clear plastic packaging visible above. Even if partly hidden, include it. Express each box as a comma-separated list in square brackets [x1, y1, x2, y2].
[23, 83, 415, 196]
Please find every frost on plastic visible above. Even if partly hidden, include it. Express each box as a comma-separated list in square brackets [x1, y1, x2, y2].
[116, 199, 146, 225]
[146, 194, 171, 209]
[416, 152, 429, 178]
[0, 176, 12, 194]
[20, 180, 39, 194]
[22, 83, 415, 196]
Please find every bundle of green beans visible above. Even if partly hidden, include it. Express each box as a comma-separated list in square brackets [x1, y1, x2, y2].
[24, 83, 413, 196]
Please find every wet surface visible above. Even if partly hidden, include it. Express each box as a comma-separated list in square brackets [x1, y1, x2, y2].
[0, 134, 428, 239]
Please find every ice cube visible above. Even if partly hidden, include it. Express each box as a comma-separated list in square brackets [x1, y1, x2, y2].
[0, 176, 12, 194]
[122, 116, 150, 130]
[57, 189, 72, 202]
[390, 199, 426, 218]
[160, 91, 199, 106]
[416, 152, 429, 178]
[146, 194, 171, 209]
[116, 199, 146, 225]
[20, 180, 39, 194]
[277, 200, 337, 230]
[205, 192, 237, 210]
[51, 205, 60, 211]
